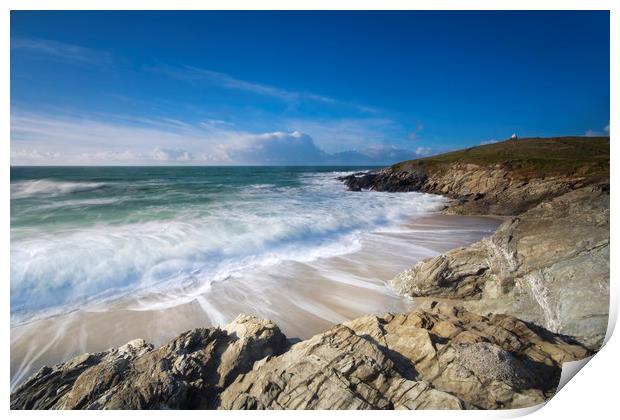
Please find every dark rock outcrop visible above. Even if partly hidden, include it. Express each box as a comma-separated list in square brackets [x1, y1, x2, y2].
[339, 164, 603, 216]
[338, 137, 609, 216]
[338, 170, 427, 192]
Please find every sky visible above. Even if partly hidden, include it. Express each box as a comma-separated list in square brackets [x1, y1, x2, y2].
[10, 10, 610, 166]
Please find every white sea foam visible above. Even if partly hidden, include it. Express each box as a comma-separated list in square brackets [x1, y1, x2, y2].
[10, 170, 448, 323]
[11, 179, 109, 198]
[36, 198, 123, 210]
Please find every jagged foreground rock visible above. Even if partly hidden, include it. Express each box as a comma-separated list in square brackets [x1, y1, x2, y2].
[220, 302, 588, 409]
[391, 184, 610, 349]
[12, 304, 589, 409]
[10, 315, 288, 409]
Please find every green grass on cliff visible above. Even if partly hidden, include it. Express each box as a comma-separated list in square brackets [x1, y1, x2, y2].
[393, 136, 610, 178]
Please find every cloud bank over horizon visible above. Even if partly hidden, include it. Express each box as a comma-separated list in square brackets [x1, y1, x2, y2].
[11, 111, 431, 166]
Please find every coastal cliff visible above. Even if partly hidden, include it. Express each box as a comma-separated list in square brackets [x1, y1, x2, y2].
[342, 136, 610, 349]
[11, 136, 610, 410]
[339, 136, 609, 215]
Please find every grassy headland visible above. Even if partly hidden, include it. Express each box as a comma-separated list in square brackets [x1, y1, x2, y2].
[393, 136, 610, 179]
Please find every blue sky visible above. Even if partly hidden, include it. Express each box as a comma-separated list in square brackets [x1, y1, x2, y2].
[11, 11, 610, 165]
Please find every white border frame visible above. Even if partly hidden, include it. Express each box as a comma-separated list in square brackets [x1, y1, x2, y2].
[2, 2, 615, 419]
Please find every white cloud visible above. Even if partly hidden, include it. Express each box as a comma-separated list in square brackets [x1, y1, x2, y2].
[11, 111, 234, 164]
[150, 65, 377, 113]
[283, 117, 400, 153]
[415, 146, 432, 156]
[480, 139, 498, 145]
[11, 37, 113, 66]
[11, 149, 62, 162]
[11, 111, 422, 166]
[180, 66, 298, 102]
[199, 119, 234, 129]
[152, 147, 193, 161]
[585, 123, 610, 137]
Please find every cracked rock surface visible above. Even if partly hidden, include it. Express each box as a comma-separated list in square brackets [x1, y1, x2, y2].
[391, 184, 609, 350]
[219, 302, 587, 410]
[10, 315, 288, 409]
[11, 304, 588, 410]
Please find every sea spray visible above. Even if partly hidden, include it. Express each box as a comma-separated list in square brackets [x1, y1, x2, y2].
[11, 166, 447, 322]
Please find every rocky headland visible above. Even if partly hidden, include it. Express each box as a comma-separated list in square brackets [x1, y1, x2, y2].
[340, 136, 609, 350]
[11, 136, 610, 410]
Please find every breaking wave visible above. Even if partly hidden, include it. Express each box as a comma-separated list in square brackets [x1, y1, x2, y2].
[11, 180, 109, 198]
[10, 169, 448, 322]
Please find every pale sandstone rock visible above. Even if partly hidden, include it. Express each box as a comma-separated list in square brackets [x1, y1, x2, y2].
[391, 185, 609, 350]
[12, 305, 588, 410]
[219, 323, 462, 409]
[10, 315, 287, 409]
[220, 303, 588, 410]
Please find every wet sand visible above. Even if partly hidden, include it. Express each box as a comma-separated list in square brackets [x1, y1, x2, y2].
[10, 213, 502, 389]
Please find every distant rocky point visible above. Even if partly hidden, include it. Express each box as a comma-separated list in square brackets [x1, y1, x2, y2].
[338, 136, 609, 215]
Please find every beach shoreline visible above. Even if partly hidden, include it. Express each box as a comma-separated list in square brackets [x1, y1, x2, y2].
[10, 211, 501, 389]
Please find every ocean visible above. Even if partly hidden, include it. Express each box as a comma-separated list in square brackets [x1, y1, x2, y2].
[10, 166, 500, 387]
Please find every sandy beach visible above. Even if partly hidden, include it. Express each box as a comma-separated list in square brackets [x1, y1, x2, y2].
[10, 213, 501, 389]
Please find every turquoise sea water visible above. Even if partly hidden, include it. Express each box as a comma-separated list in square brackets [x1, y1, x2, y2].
[11, 166, 448, 322]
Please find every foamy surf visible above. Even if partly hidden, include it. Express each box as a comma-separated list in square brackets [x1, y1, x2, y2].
[10, 168, 447, 320]
[10, 166, 501, 389]
[11, 179, 109, 198]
